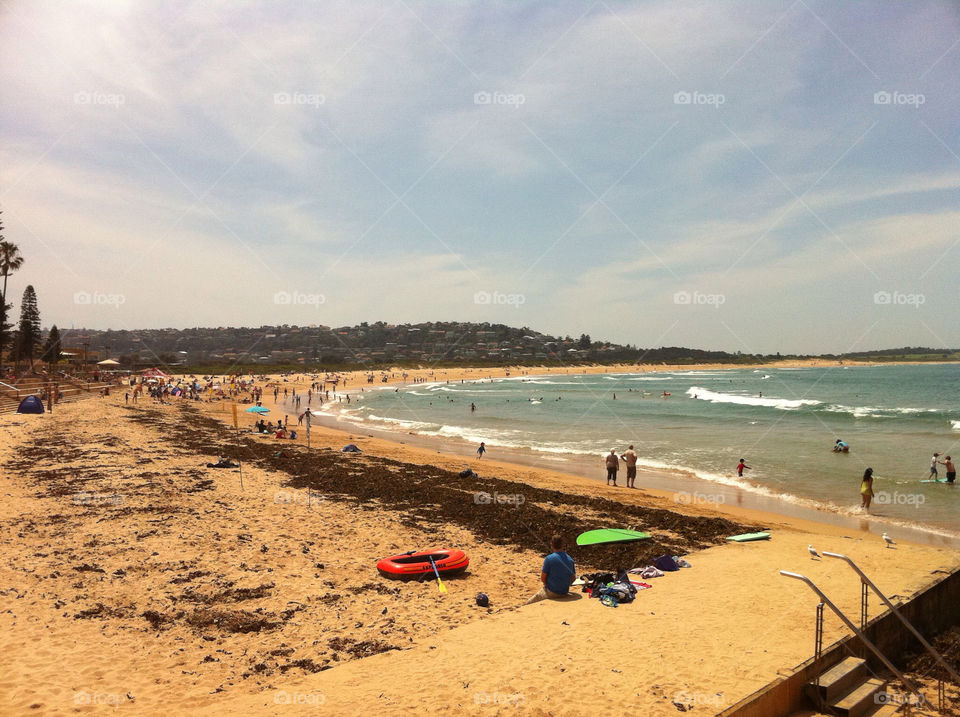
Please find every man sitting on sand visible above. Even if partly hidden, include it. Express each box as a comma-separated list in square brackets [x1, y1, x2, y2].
[525, 535, 575, 605]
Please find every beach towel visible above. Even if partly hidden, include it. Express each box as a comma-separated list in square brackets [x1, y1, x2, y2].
[629, 581, 653, 591]
[629, 566, 664, 579]
[653, 555, 679, 572]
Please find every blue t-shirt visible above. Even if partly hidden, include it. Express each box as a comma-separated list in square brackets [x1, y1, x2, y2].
[542, 551, 575, 595]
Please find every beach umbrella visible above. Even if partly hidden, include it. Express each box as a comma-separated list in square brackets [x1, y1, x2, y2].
[245, 406, 270, 414]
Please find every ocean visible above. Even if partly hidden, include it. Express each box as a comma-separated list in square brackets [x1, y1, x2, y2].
[313, 364, 960, 538]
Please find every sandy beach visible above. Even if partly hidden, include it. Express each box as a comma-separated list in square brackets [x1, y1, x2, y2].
[1, 365, 958, 715]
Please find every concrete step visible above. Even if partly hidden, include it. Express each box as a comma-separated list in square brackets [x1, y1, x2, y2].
[832, 677, 887, 717]
[868, 702, 902, 716]
[808, 656, 868, 704]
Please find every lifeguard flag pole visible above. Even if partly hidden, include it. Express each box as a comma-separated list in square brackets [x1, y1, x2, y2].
[231, 403, 244, 491]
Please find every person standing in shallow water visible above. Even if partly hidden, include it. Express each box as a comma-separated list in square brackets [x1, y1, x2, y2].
[860, 468, 874, 511]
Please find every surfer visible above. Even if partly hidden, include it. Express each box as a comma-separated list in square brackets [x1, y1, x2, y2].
[621, 445, 638, 488]
[944, 456, 956, 484]
[833, 439, 849, 453]
[930, 453, 941, 480]
[860, 468, 874, 510]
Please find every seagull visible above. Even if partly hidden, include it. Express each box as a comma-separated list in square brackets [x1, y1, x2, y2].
[882, 533, 897, 548]
[808, 545, 821, 559]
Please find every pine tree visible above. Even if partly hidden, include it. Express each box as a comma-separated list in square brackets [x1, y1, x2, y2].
[14, 285, 41, 368]
[42, 325, 62, 366]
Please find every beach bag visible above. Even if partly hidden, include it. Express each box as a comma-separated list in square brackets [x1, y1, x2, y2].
[581, 572, 616, 595]
[598, 583, 634, 604]
[653, 555, 679, 572]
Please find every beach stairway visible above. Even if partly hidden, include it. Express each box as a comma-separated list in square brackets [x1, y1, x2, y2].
[805, 657, 901, 716]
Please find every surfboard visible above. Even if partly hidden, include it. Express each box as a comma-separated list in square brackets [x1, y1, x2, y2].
[920, 479, 948, 484]
[725, 532, 771, 542]
[576, 528, 651, 546]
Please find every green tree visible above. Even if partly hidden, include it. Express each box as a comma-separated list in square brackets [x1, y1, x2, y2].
[578, 333, 592, 349]
[14, 285, 41, 368]
[0, 210, 25, 361]
[42, 325, 62, 366]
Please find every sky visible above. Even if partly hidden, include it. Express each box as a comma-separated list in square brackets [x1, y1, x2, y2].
[1, 0, 958, 355]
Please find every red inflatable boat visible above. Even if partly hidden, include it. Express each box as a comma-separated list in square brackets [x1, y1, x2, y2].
[377, 549, 469, 579]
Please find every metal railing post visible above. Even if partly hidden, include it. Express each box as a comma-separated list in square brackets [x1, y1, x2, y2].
[823, 552, 960, 685]
[780, 571, 930, 709]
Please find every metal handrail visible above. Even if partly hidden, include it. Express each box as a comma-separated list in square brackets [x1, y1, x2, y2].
[823, 551, 960, 684]
[779, 571, 930, 709]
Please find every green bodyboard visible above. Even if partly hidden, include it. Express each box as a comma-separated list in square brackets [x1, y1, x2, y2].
[725, 532, 771, 542]
[576, 528, 651, 546]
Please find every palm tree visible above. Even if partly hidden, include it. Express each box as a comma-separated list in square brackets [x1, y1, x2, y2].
[0, 214, 25, 363]
[0, 240, 24, 305]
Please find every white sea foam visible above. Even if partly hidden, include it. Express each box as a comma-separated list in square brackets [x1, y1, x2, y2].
[952, 420, 960, 432]
[686, 386, 820, 409]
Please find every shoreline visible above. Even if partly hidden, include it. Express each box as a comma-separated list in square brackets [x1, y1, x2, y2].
[207, 359, 960, 549]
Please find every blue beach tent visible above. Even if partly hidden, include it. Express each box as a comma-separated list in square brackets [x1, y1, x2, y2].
[16, 395, 45, 414]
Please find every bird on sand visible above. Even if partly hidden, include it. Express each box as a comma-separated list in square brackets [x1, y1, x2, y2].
[882, 533, 897, 548]
[808, 545, 821, 559]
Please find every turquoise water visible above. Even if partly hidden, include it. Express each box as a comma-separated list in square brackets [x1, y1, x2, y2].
[323, 365, 960, 536]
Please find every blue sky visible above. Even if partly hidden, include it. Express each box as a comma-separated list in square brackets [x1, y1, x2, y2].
[1, 0, 958, 354]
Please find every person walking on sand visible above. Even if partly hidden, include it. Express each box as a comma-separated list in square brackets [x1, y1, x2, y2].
[477, 442, 486, 459]
[621, 445, 638, 488]
[605, 449, 620, 486]
[525, 535, 575, 605]
[737, 458, 751, 477]
[860, 468, 874, 510]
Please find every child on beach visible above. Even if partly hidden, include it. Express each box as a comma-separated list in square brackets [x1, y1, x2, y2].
[860, 468, 874, 510]
[737, 459, 750, 477]
[477, 442, 486, 458]
[930, 453, 941, 479]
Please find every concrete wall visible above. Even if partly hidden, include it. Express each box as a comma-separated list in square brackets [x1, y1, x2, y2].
[719, 565, 960, 717]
